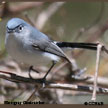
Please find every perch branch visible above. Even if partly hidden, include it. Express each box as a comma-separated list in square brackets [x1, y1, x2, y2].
[76, 75, 108, 88]
[0, 70, 108, 94]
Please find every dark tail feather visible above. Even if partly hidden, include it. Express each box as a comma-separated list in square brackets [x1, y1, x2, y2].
[56, 42, 98, 50]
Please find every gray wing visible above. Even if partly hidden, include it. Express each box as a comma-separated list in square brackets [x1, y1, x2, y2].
[30, 29, 70, 62]
[32, 39, 66, 59]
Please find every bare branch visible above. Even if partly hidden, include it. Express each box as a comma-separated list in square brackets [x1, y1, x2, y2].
[46, 83, 108, 94]
[91, 43, 102, 101]
[78, 75, 108, 88]
[0, 70, 108, 94]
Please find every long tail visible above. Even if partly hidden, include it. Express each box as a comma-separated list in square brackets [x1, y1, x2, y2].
[56, 42, 98, 50]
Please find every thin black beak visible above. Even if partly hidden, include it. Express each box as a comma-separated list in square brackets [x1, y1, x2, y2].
[6, 27, 13, 33]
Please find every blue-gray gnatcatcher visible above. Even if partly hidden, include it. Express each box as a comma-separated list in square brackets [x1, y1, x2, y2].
[5, 18, 97, 82]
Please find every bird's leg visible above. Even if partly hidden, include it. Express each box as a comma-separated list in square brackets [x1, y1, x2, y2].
[41, 61, 56, 83]
[29, 66, 39, 79]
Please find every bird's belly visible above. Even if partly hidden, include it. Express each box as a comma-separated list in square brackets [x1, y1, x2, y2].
[7, 47, 53, 66]
[6, 36, 60, 66]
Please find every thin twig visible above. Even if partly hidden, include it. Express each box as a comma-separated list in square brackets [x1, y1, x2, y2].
[27, 86, 39, 101]
[24, 13, 36, 27]
[91, 43, 102, 101]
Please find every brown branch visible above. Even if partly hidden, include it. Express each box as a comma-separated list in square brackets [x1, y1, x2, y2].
[0, 70, 108, 94]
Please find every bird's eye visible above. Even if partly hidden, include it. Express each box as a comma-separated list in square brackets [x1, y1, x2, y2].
[18, 25, 23, 31]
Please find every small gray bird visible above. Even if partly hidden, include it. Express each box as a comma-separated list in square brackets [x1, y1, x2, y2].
[5, 18, 97, 82]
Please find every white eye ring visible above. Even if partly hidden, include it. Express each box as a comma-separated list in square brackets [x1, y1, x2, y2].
[18, 25, 23, 31]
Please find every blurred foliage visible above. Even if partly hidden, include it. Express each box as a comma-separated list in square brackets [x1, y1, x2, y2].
[0, 1, 108, 104]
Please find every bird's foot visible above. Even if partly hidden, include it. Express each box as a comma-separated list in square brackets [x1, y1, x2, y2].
[28, 66, 40, 79]
[39, 77, 47, 88]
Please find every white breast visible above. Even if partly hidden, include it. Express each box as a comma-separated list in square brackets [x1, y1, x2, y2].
[5, 34, 60, 66]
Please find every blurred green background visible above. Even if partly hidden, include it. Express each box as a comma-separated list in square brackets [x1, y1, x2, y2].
[0, 1, 108, 104]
